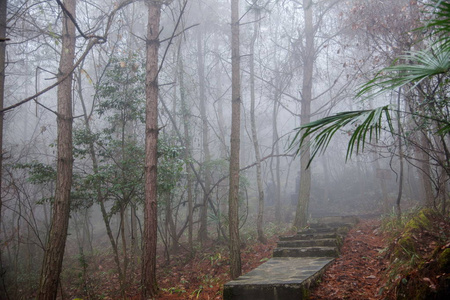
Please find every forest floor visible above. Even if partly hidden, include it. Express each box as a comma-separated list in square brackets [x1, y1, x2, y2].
[65, 213, 449, 299]
[153, 219, 390, 300]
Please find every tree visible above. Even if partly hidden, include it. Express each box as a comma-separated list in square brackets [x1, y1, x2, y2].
[293, 0, 314, 229]
[0, 0, 6, 231]
[249, 0, 266, 243]
[37, 0, 76, 298]
[229, 0, 242, 279]
[75, 55, 146, 296]
[197, 21, 212, 247]
[290, 0, 450, 214]
[141, 0, 162, 297]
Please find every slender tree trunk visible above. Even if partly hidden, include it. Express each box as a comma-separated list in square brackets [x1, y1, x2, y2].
[0, 0, 6, 231]
[83, 208, 93, 254]
[197, 25, 211, 246]
[38, 0, 76, 298]
[249, 4, 266, 243]
[0, 6, 6, 293]
[270, 94, 282, 222]
[77, 69, 126, 297]
[141, 1, 161, 297]
[229, 0, 242, 280]
[294, 0, 313, 229]
[166, 194, 179, 253]
[418, 131, 434, 206]
[269, 86, 281, 222]
[130, 203, 138, 268]
[322, 155, 330, 203]
[178, 53, 194, 252]
[119, 206, 128, 287]
[396, 91, 404, 220]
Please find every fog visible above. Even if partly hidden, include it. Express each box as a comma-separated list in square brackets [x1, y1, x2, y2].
[0, 0, 448, 298]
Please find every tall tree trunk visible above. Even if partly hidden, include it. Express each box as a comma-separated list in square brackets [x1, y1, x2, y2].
[396, 91, 404, 220]
[0, 0, 6, 231]
[38, 0, 76, 298]
[418, 131, 434, 206]
[0, 8, 6, 295]
[229, 0, 242, 280]
[197, 25, 211, 246]
[270, 92, 281, 223]
[294, 0, 313, 229]
[141, 1, 161, 297]
[178, 53, 194, 252]
[249, 4, 266, 243]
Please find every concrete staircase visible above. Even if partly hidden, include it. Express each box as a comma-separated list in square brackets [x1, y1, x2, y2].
[223, 216, 358, 300]
[273, 223, 341, 258]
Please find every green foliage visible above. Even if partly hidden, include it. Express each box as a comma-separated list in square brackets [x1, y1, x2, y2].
[73, 54, 186, 212]
[95, 55, 145, 125]
[289, 0, 450, 163]
[438, 248, 450, 269]
[157, 138, 185, 195]
[72, 54, 149, 213]
[357, 47, 450, 100]
[289, 106, 393, 167]
[381, 208, 450, 299]
[14, 161, 56, 185]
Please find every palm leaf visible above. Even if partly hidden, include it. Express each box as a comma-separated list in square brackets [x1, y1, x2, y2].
[289, 1, 450, 167]
[289, 106, 393, 168]
[424, 0, 450, 46]
[356, 46, 450, 100]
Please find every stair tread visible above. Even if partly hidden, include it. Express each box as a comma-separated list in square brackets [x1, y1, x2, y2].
[275, 246, 337, 250]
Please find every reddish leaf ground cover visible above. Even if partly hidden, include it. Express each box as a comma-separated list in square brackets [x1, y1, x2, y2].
[154, 236, 279, 299]
[310, 219, 390, 299]
[154, 219, 391, 300]
[65, 220, 395, 299]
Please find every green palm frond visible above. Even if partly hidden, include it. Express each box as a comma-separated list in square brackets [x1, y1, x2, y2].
[289, 106, 393, 167]
[289, 0, 450, 167]
[425, 0, 450, 45]
[357, 46, 450, 99]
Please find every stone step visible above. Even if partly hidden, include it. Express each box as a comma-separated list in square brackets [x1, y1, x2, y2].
[279, 232, 337, 241]
[298, 227, 337, 234]
[223, 257, 334, 300]
[273, 246, 338, 258]
[277, 238, 337, 248]
[309, 216, 359, 230]
[224, 216, 358, 299]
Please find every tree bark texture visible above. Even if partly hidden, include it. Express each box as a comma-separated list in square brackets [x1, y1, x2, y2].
[294, 0, 313, 229]
[249, 4, 266, 243]
[179, 53, 194, 252]
[396, 91, 404, 220]
[197, 25, 211, 246]
[0, 0, 6, 230]
[270, 94, 281, 223]
[141, 1, 161, 298]
[229, 0, 242, 280]
[0, 3, 7, 298]
[38, 0, 76, 298]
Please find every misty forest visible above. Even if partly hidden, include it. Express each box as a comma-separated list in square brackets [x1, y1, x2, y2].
[0, 0, 449, 299]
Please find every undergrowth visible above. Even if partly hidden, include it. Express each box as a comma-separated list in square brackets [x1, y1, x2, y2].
[381, 208, 450, 299]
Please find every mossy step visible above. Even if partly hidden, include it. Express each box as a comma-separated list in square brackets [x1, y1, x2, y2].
[279, 232, 337, 241]
[273, 246, 338, 258]
[277, 238, 337, 248]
